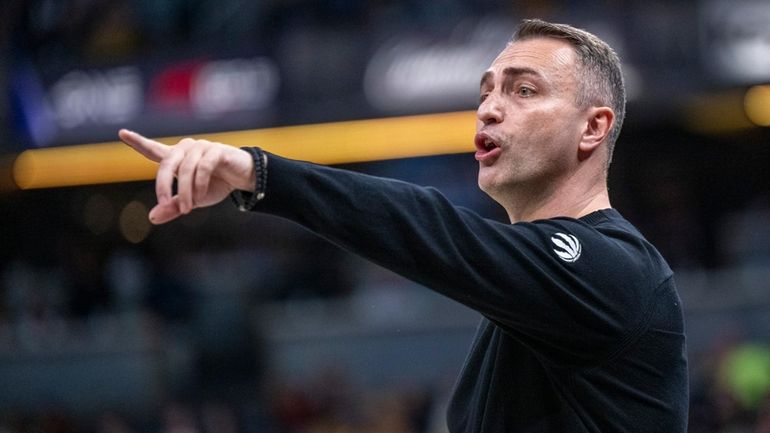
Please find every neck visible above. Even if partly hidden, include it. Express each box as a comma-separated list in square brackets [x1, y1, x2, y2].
[501, 175, 611, 224]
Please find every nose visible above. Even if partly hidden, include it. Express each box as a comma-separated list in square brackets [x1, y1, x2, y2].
[477, 94, 503, 126]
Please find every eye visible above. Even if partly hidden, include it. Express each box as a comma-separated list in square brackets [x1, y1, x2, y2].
[517, 86, 535, 97]
[479, 93, 489, 104]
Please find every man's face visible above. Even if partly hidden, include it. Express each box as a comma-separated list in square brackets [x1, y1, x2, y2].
[475, 37, 587, 201]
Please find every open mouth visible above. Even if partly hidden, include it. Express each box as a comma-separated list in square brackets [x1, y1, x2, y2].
[474, 132, 502, 162]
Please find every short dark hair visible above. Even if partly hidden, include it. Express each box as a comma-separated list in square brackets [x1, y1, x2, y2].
[512, 19, 626, 167]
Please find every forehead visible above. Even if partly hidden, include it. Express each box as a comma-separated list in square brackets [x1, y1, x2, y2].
[485, 37, 577, 81]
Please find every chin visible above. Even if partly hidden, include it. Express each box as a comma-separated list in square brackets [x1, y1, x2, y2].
[477, 164, 501, 190]
[477, 174, 499, 199]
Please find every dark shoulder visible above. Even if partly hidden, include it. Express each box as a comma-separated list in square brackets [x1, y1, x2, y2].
[528, 209, 673, 288]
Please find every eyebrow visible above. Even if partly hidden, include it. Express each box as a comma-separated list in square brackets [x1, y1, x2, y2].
[479, 67, 544, 89]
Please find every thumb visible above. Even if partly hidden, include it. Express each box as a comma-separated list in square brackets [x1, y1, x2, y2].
[148, 199, 183, 225]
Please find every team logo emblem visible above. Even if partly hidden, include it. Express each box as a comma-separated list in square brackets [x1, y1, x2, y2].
[551, 233, 582, 263]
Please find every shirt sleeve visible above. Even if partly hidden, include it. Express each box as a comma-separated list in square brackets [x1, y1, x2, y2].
[251, 153, 668, 366]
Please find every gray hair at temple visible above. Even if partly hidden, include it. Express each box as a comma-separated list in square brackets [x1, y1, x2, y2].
[512, 19, 627, 168]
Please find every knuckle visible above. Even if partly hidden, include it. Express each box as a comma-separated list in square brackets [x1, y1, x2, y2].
[198, 156, 215, 171]
[179, 156, 196, 171]
[194, 175, 206, 189]
[167, 147, 185, 160]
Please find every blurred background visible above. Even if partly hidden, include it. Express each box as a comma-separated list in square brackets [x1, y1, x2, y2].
[1, 0, 770, 432]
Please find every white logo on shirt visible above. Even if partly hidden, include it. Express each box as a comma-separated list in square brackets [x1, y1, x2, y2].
[551, 233, 582, 263]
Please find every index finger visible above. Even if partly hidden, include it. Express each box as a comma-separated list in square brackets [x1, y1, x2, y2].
[119, 129, 170, 162]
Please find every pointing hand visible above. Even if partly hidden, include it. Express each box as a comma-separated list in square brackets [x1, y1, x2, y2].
[119, 129, 256, 224]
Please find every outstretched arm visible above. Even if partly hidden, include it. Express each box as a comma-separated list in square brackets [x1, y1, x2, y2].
[118, 130, 256, 224]
[120, 129, 658, 365]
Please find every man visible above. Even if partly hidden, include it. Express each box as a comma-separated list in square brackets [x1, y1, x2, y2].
[120, 19, 688, 433]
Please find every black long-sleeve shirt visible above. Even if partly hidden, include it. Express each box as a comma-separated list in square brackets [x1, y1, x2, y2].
[248, 153, 689, 433]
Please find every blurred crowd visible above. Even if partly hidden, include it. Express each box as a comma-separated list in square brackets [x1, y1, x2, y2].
[5, 0, 514, 66]
[0, 384, 439, 433]
[1, 338, 769, 433]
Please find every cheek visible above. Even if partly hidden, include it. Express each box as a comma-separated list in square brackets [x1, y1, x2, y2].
[512, 114, 554, 148]
[518, 111, 581, 166]
[535, 106, 582, 144]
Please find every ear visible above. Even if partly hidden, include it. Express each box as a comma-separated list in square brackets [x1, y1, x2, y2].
[578, 107, 614, 159]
